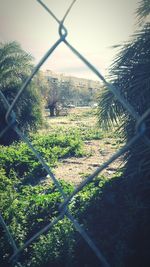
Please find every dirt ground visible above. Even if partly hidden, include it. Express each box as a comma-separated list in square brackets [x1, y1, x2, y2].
[43, 107, 124, 185]
[54, 139, 124, 185]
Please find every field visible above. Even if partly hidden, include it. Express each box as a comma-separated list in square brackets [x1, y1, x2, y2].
[0, 107, 133, 267]
[42, 107, 124, 185]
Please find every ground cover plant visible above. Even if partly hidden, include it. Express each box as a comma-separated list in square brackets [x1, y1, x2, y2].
[2, 5, 150, 263]
[0, 130, 84, 266]
[0, 130, 84, 184]
[0, 107, 124, 267]
[1, 0, 150, 265]
[2, 104, 147, 267]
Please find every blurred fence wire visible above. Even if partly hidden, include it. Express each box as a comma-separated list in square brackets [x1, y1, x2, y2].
[0, 0, 149, 266]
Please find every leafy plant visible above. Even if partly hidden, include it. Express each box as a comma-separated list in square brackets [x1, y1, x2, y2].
[0, 131, 84, 183]
[0, 41, 43, 145]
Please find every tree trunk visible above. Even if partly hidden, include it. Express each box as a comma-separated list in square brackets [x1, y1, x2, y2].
[49, 106, 55, 117]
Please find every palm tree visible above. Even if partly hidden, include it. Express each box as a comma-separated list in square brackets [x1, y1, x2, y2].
[90, 4, 150, 266]
[0, 42, 42, 145]
[137, 0, 150, 23]
[98, 1, 150, 181]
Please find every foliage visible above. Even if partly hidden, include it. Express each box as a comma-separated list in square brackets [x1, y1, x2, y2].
[96, 1, 150, 266]
[0, 129, 83, 266]
[70, 172, 150, 267]
[1, 160, 150, 267]
[0, 154, 110, 267]
[0, 131, 84, 183]
[137, 0, 150, 23]
[44, 79, 76, 117]
[45, 78, 60, 116]
[97, 20, 150, 179]
[0, 122, 110, 267]
[0, 167, 75, 267]
[44, 76, 99, 117]
[1, 1, 150, 266]
[1, 102, 149, 267]
[0, 41, 43, 145]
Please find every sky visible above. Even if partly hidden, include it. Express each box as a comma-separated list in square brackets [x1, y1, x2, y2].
[0, 0, 139, 80]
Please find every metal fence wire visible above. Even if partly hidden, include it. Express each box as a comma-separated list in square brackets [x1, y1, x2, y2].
[0, 1, 149, 267]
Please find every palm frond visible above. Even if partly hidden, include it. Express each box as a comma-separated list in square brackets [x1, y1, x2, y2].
[136, 0, 150, 23]
[97, 86, 125, 131]
[98, 23, 150, 137]
[0, 42, 33, 90]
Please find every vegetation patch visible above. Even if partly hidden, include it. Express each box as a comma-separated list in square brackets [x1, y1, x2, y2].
[0, 131, 84, 184]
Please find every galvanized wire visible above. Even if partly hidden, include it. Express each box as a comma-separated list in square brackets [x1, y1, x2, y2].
[0, 0, 149, 267]
[0, 214, 23, 267]
[0, 213, 18, 254]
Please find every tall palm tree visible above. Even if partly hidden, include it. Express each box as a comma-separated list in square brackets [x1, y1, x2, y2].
[94, 4, 150, 266]
[98, 1, 150, 181]
[0, 42, 42, 145]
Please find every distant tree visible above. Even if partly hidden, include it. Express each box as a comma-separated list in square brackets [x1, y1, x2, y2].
[35, 70, 49, 99]
[46, 78, 60, 116]
[59, 80, 71, 106]
[45, 79, 75, 116]
[0, 42, 43, 145]
[45, 75, 99, 115]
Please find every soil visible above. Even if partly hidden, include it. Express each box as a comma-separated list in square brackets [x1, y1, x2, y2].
[53, 139, 124, 185]
[42, 108, 124, 185]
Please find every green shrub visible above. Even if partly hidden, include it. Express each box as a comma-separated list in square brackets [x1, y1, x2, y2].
[0, 167, 74, 266]
[0, 131, 84, 183]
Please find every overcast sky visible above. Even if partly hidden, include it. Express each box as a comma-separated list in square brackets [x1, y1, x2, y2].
[0, 0, 139, 80]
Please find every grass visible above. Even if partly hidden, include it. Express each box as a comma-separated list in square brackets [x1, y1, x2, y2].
[0, 130, 84, 185]
[42, 107, 122, 142]
[1, 107, 127, 267]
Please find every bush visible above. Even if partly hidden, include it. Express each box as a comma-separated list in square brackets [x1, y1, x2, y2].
[0, 131, 84, 183]
[0, 166, 74, 267]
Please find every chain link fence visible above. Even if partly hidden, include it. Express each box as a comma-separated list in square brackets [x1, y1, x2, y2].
[0, 1, 149, 266]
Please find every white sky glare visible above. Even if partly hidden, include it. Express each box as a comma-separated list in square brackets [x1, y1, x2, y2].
[0, 0, 139, 80]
